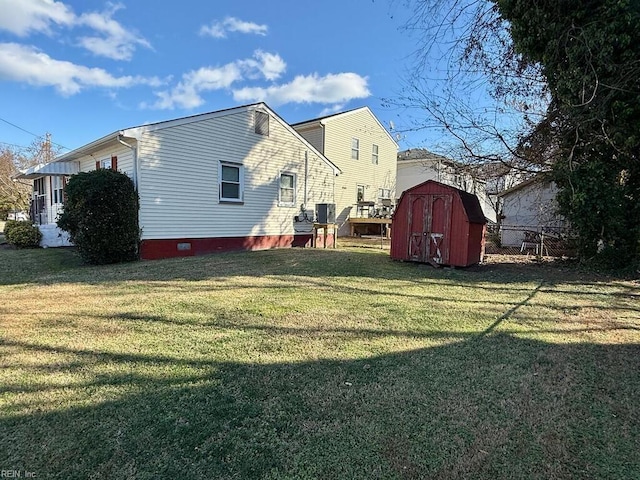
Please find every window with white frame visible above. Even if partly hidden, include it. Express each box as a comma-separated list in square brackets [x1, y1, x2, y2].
[279, 172, 296, 206]
[372, 144, 379, 165]
[219, 162, 244, 202]
[52, 176, 65, 204]
[255, 111, 269, 136]
[356, 184, 365, 202]
[101, 158, 112, 169]
[351, 138, 359, 160]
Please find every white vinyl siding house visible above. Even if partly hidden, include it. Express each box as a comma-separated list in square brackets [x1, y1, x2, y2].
[293, 107, 398, 236]
[498, 178, 566, 247]
[133, 105, 337, 243]
[18, 103, 340, 258]
[396, 149, 495, 223]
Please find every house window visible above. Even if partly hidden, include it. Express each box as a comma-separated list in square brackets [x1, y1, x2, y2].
[52, 176, 64, 204]
[351, 138, 359, 160]
[372, 144, 379, 165]
[96, 156, 117, 171]
[356, 185, 365, 202]
[255, 111, 269, 136]
[378, 188, 391, 200]
[279, 172, 296, 206]
[219, 162, 244, 203]
[33, 177, 45, 195]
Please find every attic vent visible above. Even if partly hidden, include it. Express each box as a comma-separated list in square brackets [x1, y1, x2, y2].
[255, 111, 269, 136]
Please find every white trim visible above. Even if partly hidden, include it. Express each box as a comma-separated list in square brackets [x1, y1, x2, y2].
[278, 171, 296, 207]
[351, 138, 360, 160]
[218, 161, 244, 203]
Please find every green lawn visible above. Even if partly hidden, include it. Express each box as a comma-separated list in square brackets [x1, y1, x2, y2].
[0, 246, 638, 479]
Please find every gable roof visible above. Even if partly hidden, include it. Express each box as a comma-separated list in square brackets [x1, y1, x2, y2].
[399, 180, 487, 224]
[497, 174, 553, 198]
[292, 106, 399, 147]
[50, 103, 340, 175]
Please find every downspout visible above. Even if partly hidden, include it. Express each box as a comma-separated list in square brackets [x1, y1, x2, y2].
[117, 134, 141, 251]
[304, 151, 309, 208]
[117, 135, 138, 190]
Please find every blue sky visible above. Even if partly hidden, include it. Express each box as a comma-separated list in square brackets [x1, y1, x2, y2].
[0, 0, 433, 156]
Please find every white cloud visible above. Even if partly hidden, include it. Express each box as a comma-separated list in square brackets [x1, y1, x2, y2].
[233, 72, 371, 106]
[0, 42, 161, 95]
[147, 51, 286, 110]
[77, 4, 152, 61]
[0, 0, 74, 36]
[148, 63, 243, 110]
[199, 16, 268, 38]
[237, 50, 286, 81]
[0, 0, 151, 60]
[319, 104, 346, 117]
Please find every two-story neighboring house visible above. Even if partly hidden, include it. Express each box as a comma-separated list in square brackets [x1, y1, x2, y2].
[292, 107, 398, 236]
[396, 149, 494, 222]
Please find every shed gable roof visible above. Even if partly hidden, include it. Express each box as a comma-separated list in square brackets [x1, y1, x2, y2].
[399, 180, 487, 224]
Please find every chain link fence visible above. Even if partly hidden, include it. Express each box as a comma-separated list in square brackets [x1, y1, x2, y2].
[485, 224, 576, 258]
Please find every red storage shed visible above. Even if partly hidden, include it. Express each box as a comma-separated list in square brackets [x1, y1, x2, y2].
[391, 180, 487, 267]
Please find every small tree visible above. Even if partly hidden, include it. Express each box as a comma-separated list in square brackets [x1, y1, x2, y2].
[58, 169, 139, 264]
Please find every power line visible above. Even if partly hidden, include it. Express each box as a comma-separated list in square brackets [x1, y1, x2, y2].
[0, 116, 69, 151]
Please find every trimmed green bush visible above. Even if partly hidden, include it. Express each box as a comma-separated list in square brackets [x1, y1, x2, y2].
[3, 219, 21, 237]
[58, 169, 139, 264]
[5, 221, 42, 248]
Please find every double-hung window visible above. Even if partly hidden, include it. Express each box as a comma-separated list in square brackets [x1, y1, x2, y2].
[351, 138, 359, 160]
[372, 144, 379, 165]
[219, 162, 244, 203]
[52, 176, 65, 204]
[279, 172, 296, 207]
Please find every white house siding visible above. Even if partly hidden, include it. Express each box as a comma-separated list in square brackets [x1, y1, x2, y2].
[299, 109, 397, 236]
[500, 181, 565, 246]
[396, 158, 494, 222]
[136, 107, 335, 241]
[76, 143, 135, 178]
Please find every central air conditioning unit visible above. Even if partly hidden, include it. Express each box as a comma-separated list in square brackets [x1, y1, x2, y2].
[315, 203, 336, 224]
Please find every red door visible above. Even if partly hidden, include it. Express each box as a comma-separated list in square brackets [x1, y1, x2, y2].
[426, 195, 452, 265]
[407, 194, 452, 264]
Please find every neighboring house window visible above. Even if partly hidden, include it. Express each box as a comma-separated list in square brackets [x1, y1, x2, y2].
[101, 158, 112, 169]
[33, 177, 45, 195]
[372, 144, 379, 165]
[219, 162, 244, 203]
[255, 111, 269, 136]
[356, 185, 365, 202]
[351, 138, 359, 160]
[52, 176, 64, 204]
[378, 188, 391, 200]
[279, 172, 296, 206]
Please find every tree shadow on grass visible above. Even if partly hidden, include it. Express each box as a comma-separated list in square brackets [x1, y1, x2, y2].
[1, 334, 638, 480]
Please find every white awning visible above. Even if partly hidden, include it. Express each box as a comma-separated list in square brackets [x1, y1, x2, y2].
[15, 161, 80, 179]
